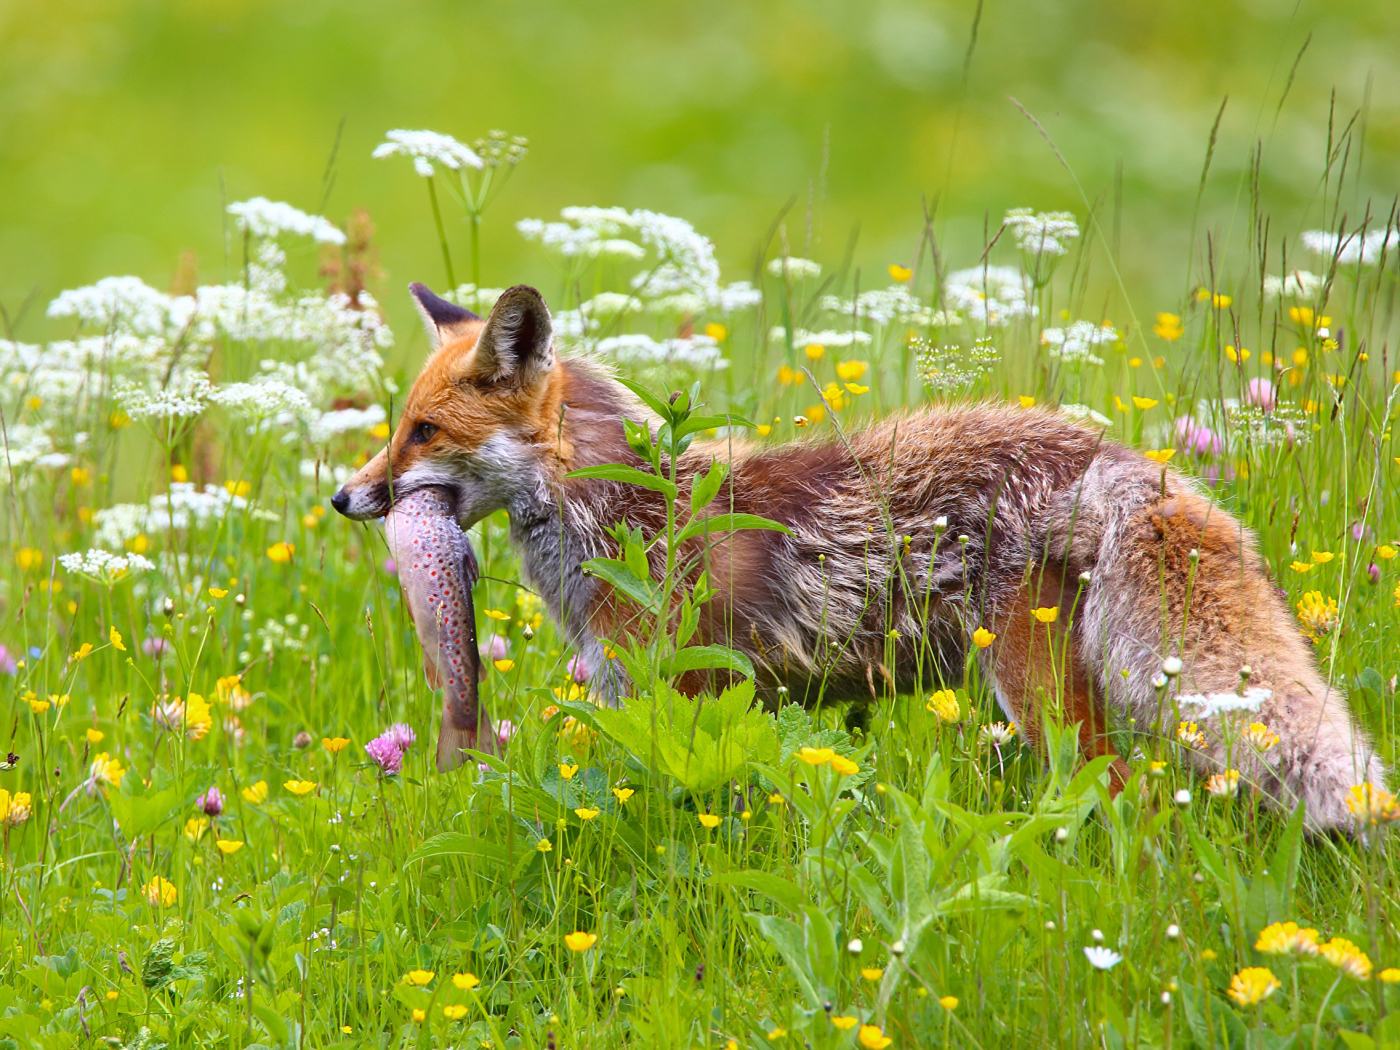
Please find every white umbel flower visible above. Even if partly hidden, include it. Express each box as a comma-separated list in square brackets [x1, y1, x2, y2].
[59, 549, 156, 585]
[1004, 209, 1080, 256]
[227, 198, 345, 245]
[372, 129, 483, 177]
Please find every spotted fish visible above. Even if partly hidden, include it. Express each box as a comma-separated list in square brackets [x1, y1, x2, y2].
[384, 486, 493, 772]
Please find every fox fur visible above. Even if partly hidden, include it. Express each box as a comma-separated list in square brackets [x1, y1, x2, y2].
[332, 282, 1387, 832]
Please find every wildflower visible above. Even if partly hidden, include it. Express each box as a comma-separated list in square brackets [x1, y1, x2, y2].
[403, 970, 435, 986]
[1346, 783, 1400, 825]
[537, 838, 553, 852]
[1018, 395, 1035, 408]
[981, 722, 1017, 747]
[1083, 946, 1122, 970]
[1311, 551, 1335, 564]
[2, 791, 31, 826]
[859, 1025, 893, 1049]
[241, 780, 268, 804]
[216, 839, 244, 855]
[198, 786, 224, 817]
[837, 360, 868, 381]
[1256, 922, 1320, 956]
[797, 747, 836, 766]
[1206, 770, 1241, 798]
[15, 548, 44, 571]
[888, 264, 913, 282]
[1294, 591, 1338, 641]
[698, 813, 722, 828]
[1003, 208, 1080, 256]
[1320, 938, 1373, 980]
[1202, 949, 1218, 961]
[283, 780, 317, 796]
[266, 542, 294, 563]
[861, 967, 884, 982]
[829, 755, 860, 776]
[1144, 449, 1175, 464]
[1243, 723, 1279, 751]
[805, 343, 825, 361]
[1378, 545, 1397, 560]
[1153, 313, 1183, 341]
[939, 996, 959, 1010]
[845, 382, 869, 395]
[831, 1016, 859, 1031]
[565, 931, 597, 952]
[493, 658, 515, 673]
[208, 587, 228, 599]
[612, 786, 634, 804]
[25, 694, 50, 715]
[1174, 789, 1192, 806]
[411, 1009, 426, 1023]
[109, 627, 127, 652]
[484, 608, 511, 622]
[559, 763, 578, 780]
[442, 1004, 467, 1020]
[453, 972, 480, 990]
[1225, 345, 1250, 363]
[72, 642, 94, 662]
[373, 129, 483, 177]
[1132, 396, 1158, 410]
[1032, 606, 1059, 623]
[1227, 967, 1280, 1005]
[1174, 417, 1223, 457]
[142, 877, 178, 908]
[575, 807, 600, 821]
[1380, 969, 1400, 983]
[90, 752, 126, 788]
[972, 627, 996, 648]
[1290, 561, 1314, 574]
[322, 737, 349, 754]
[383, 723, 416, 751]
[187, 815, 212, 842]
[926, 689, 961, 723]
[768, 1027, 788, 1039]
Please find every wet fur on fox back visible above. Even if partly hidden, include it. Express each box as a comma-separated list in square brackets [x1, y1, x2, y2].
[333, 283, 1386, 833]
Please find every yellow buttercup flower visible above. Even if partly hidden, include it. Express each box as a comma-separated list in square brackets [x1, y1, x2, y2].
[1380, 969, 1400, 983]
[142, 876, 177, 908]
[888, 264, 913, 283]
[1144, 449, 1175, 464]
[493, 659, 515, 672]
[1289, 561, 1314, 574]
[25, 694, 50, 715]
[322, 737, 350, 754]
[704, 323, 728, 342]
[831, 1016, 858, 1031]
[860, 967, 884, 982]
[72, 642, 94, 662]
[612, 786, 634, 804]
[559, 763, 578, 780]
[241, 780, 268, 804]
[1311, 551, 1334, 564]
[484, 609, 511, 621]
[1153, 313, 1183, 341]
[836, 360, 868, 381]
[1132, 396, 1158, 410]
[565, 931, 597, 952]
[575, 807, 600, 821]
[698, 813, 722, 828]
[283, 780, 317, 796]
[453, 972, 480, 990]
[403, 970, 435, 986]
[1377, 545, 1397, 560]
[756, 425, 773, 437]
[86, 728, 105, 744]
[829, 755, 860, 776]
[1032, 606, 1059, 624]
[858, 1025, 893, 1049]
[804, 343, 825, 361]
[536, 838, 553, 852]
[845, 383, 869, 395]
[796, 747, 835, 766]
[972, 627, 996, 648]
[1227, 967, 1280, 1006]
[411, 1008, 426, 1023]
[208, 587, 228, 599]
[1017, 395, 1035, 408]
[370, 421, 391, 440]
[939, 995, 959, 1010]
[266, 542, 294, 564]
[216, 839, 244, 855]
[109, 626, 126, 651]
[184, 817, 208, 842]
[442, 1004, 467, 1020]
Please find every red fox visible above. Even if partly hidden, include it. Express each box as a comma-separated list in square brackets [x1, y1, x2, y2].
[332, 282, 1386, 832]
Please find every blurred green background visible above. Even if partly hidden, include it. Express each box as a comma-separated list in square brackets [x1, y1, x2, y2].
[3, 0, 1396, 358]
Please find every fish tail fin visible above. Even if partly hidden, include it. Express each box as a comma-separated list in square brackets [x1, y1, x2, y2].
[435, 701, 496, 773]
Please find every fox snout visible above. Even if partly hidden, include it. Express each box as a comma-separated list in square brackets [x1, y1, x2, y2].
[331, 480, 392, 520]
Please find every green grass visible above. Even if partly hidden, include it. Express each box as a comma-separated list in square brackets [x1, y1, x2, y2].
[3, 123, 1400, 1050]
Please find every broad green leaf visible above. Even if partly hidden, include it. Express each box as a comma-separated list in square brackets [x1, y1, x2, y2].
[747, 913, 823, 1010]
[690, 459, 728, 513]
[662, 644, 754, 679]
[565, 463, 678, 499]
[617, 379, 675, 422]
[711, 871, 807, 914]
[676, 512, 792, 545]
[581, 557, 658, 612]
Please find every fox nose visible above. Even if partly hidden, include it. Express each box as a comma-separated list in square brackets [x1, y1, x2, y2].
[330, 489, 351, 515]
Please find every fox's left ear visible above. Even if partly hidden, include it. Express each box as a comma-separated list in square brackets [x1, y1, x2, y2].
[409, 282, 481, 348]
[468, 285, 554, 389]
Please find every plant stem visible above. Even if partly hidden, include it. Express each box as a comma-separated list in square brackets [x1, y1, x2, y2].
[426, 177, 456, 290]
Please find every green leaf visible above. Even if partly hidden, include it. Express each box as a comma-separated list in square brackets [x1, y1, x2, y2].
[662, 644, 754, 679]
[711, 871, 807, 914]
[565, 463, 678, 499]
[405, 833, 509, 870]
[747, 913, 824, 1010]
[690, 459, 728, 513]
[676, 512, 792, 546]
[617, 378, 675, 421]
[675, 412, 757, 438]
[581, 557, 658, 612]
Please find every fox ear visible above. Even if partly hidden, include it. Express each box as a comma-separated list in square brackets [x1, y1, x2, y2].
[409, 282, 481, 348]
[468, 285, 554, 388]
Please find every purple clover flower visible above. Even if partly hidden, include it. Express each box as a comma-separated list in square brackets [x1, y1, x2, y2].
[1244, 378, 1276, 412]
[384, 723, 416, 751]
[566, 654, 591, 684]
[0, 645, 16, 675]
[365, 734, 404, 775]
[1173, 417, 1224, 458]
[198, 786, 224, 817]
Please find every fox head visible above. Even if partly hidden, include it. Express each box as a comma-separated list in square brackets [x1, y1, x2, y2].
[331, 282, 565, 525]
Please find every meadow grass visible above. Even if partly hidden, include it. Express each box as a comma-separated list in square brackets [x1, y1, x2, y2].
[2, 123, 1400, 1050]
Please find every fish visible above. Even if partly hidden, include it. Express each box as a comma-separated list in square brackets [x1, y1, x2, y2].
[383, 486, 493, 772]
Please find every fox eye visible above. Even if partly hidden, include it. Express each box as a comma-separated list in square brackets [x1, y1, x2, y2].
[410, 421, 438, 444]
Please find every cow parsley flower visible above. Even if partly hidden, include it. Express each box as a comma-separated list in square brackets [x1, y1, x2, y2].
[594, 333, 727, 370]
[209, 379, 314, 421]
[1262, 270, 1324, 299]
[1003, 209, 1080, 257]
[115, 376, 214, 421]
[227, 198, 345, 245]
[917, 337, 999, 393]
[1041, 321, 1117, 369]
[372, 129, 484, 177]
[58, 549, 155, 585]
[1301, 228, 1399, 267]
[766, 257, 822, 280]
[1177, 688, 1272, 718]
[942, 266, 1034, 325]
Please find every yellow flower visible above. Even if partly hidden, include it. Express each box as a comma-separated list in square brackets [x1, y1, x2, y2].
[106, 990, 120, 1002]
[1129, 357, 1142, 368]
[1311, 551, 1335, 564]
[767, 1028, 788, 1040]
[15, 548, 44, 571]
[184, 817, 208, 841]
[1295, 591, 1338, 642]
[493, 658, 515, 673]
[1320, 938, 1373, 980]
[1244, 723, 1279, 751]
[971, 627, 996, 648]
[1206, 770, 1240, 798]
[208, 587, 228, 599]
[1289, 561, 1314, 574]
[831, 1016, 858, 1031]
[403, 969, 435, 986]
[90, 752, 126, 787]
[284, 780, 317, 796]
[72, 642, 94, 662]
[1224, 345, 1250, 363]
[1144, 449, 1175, 464]
[829, 755, 860, 776]
[1032, 606, 1059, 624]
[142, 876, 178, 908]
[224, 480, 252, 497]
[858, 1025, 893, 1049]
[1132, 396, 1158, 410]
[804, 343, 825, 361]
[704, 323, 728, 342]
[1177, 721, 1205, 748]
[266, 542, 294, 563]
[453, 972, 480, 990]
[559, 763, 578, 780]
[1213, 293, 1232, 309]
[612, 786, 634, 804]
[1227, 967, 1280, 1006]
[565, 931, 597, 952]
[939, 995, 959, 1010]
[170, 464, 188, 482]
[86, 728, 105, 744]
[1256, 921, 1320, 956]
[1201, 949, 1218, 961]
[804, 404, 827, 424]
[442, 1004, 468, 1020]
[369, 421, 391, 440]
[698, 813, 722, 828]
[926, 689, 961, 723]
[1153, 313, 1183, 341]
[1346, 783, 1400, 825]
[575, 807, 600, 821]
[1380, 969, 1400, 983]
[778, 365, 805, 385]
[845, 383, 869, 395]
[536, 838, 553, 852]
[836, 360, 868, 381]
[861, 967, 884, 981]
[796, 747, 835, 766]
[411, 1008, 426, 1023]
[756, 425, 773, 437]
[216, 839, 244, 855]
[322, 737, 350, 754]
[1377, 545, 1397, 560]
[25, 694, 51, 715]
[241, 780, 268, 804]
[888, 264, 913, 282]
[1017, 395, 1035, 408]
[109, 626, 126, 652]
